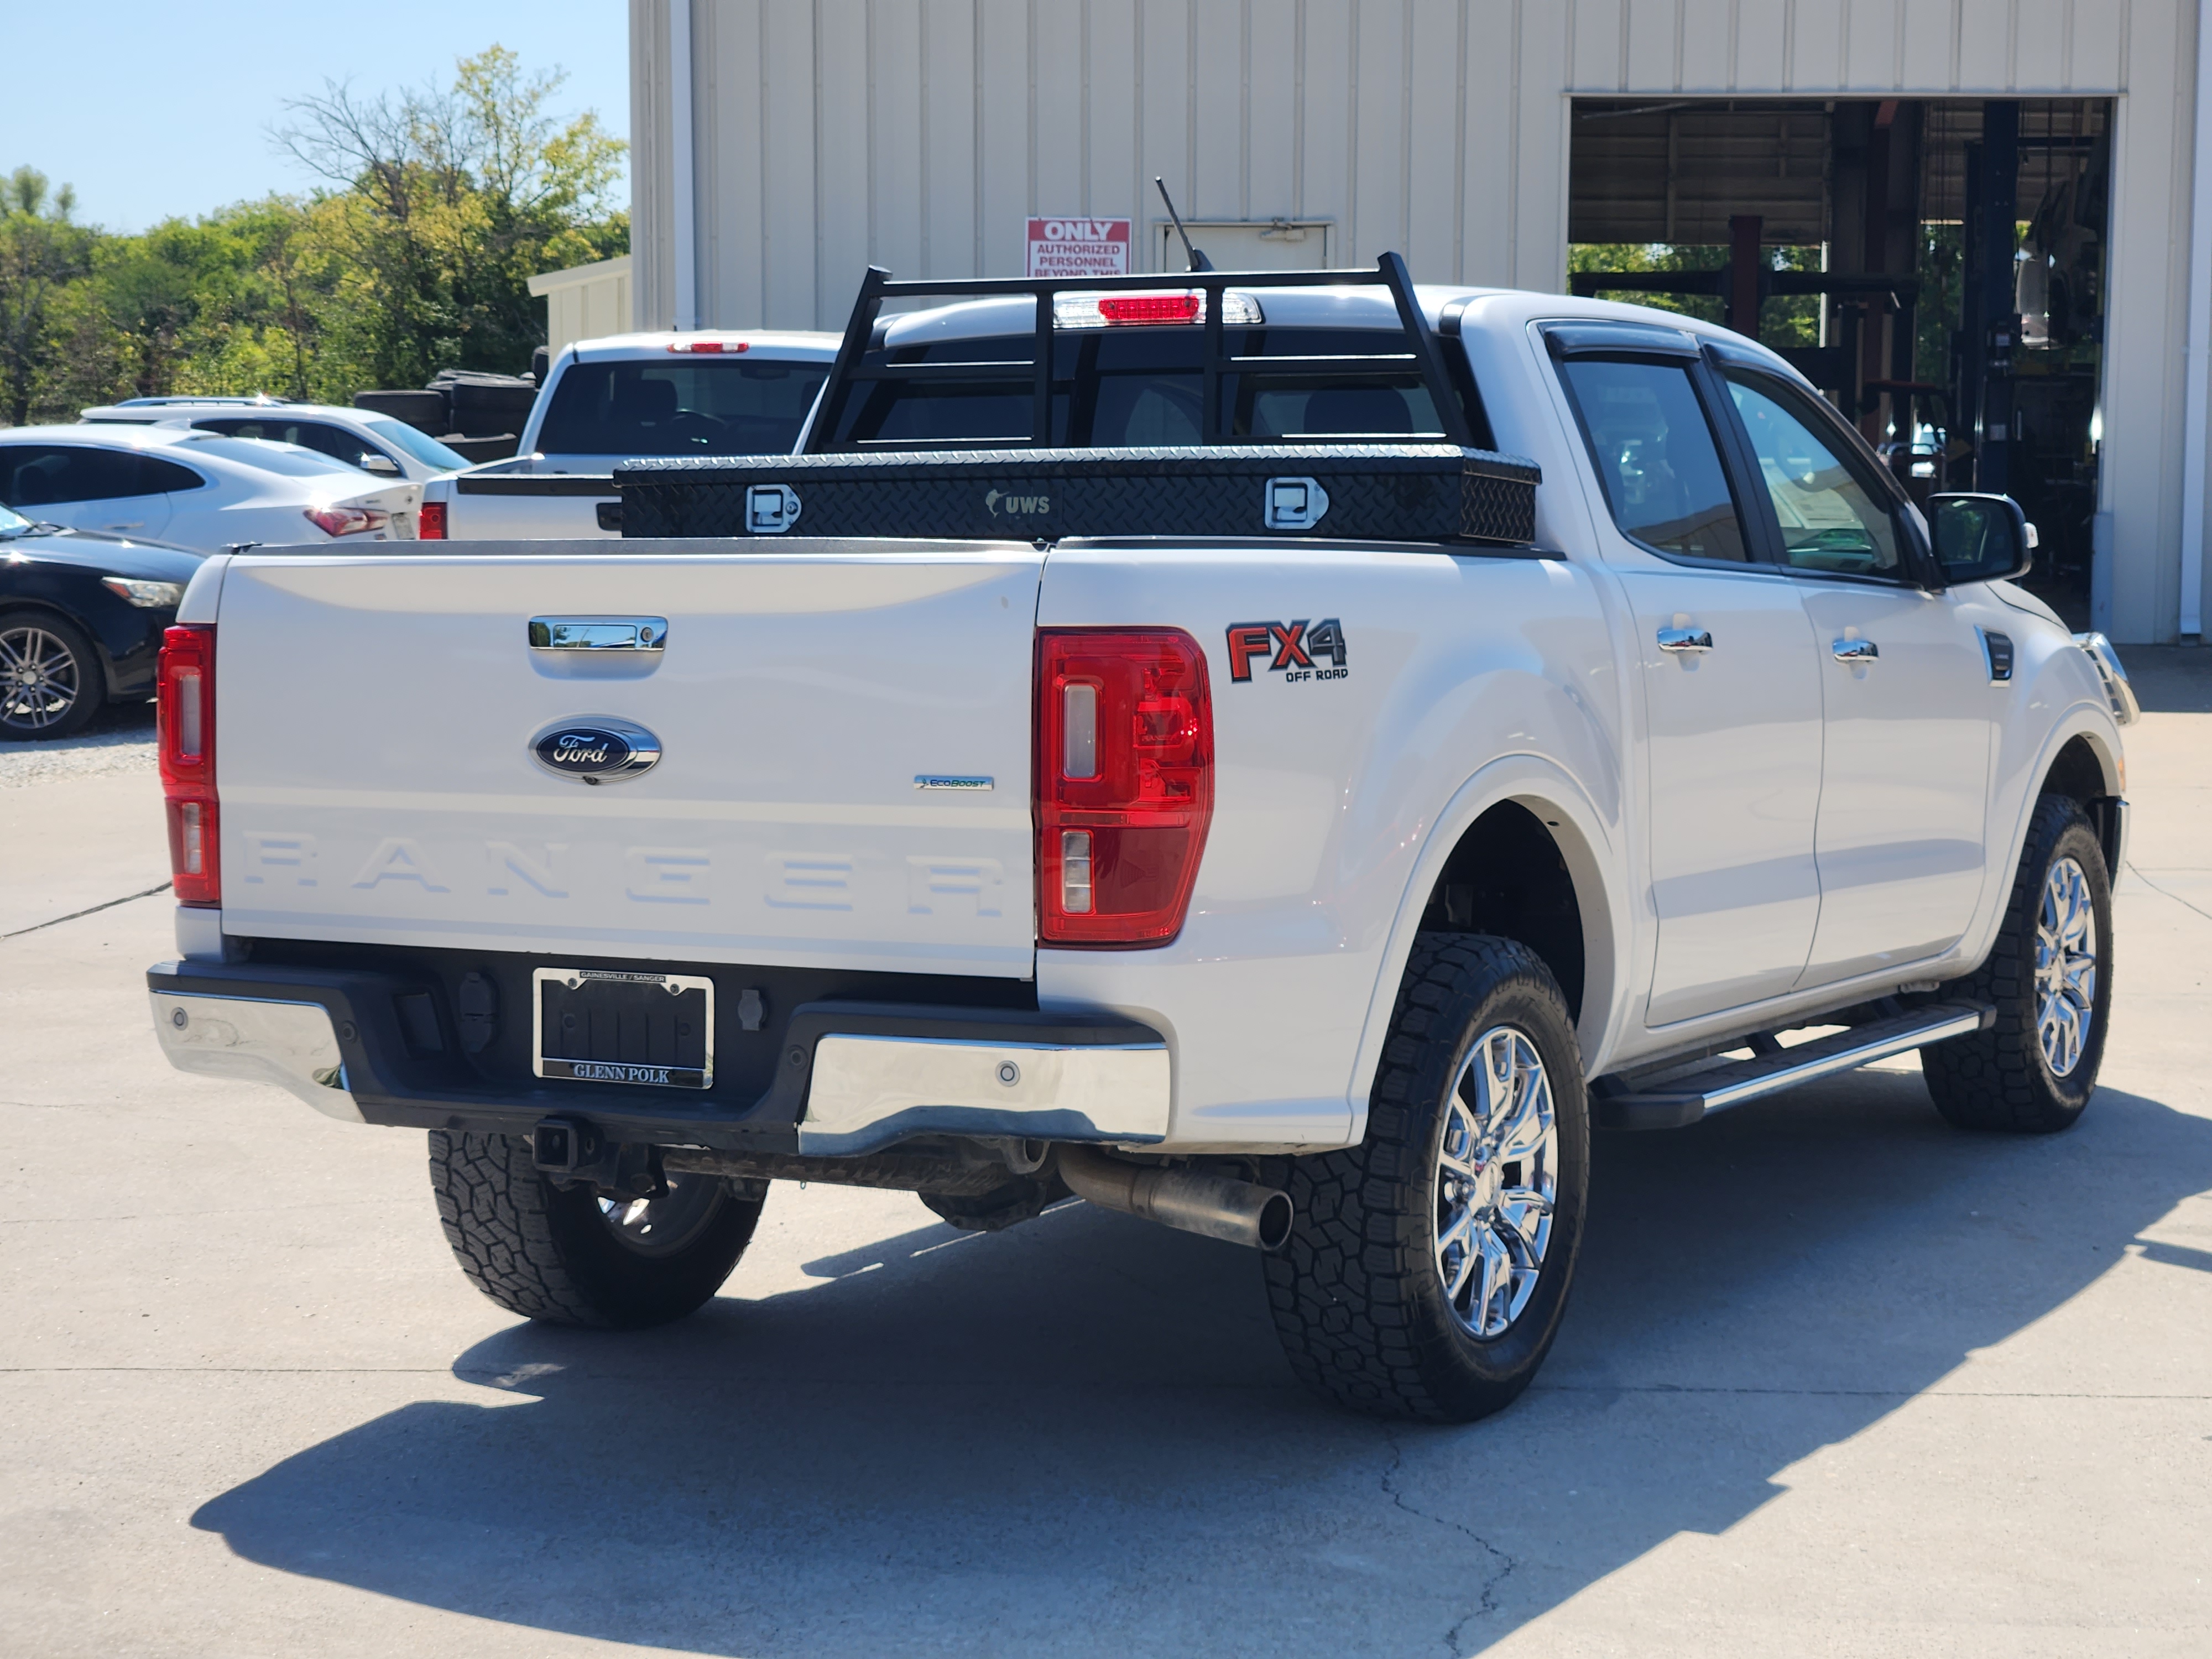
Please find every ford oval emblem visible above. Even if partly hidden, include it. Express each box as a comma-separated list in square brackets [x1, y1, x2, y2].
[530, 718, 662, 785]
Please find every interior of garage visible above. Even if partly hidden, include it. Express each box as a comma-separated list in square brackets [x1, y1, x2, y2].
[1569, 97, 2112, 625]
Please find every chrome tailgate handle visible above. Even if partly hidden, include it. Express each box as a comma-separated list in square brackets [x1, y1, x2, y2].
[1656, 626, 1713, 654]
[529, 617, 668, 651]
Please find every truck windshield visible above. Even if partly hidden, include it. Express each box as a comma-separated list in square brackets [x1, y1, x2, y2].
[538, 359, 830, 457]
[827, 326, 1490, 449]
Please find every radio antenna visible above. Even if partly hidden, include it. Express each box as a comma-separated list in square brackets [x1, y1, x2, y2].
[1154, 176, 1213, 272]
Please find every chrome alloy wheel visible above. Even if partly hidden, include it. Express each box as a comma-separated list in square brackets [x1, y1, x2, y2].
[0, 624, 81, 732]
[1434, 1026, 1559, 1339]
[2036, 855, 2099, 1079]
[596, 1171, 726, 1259]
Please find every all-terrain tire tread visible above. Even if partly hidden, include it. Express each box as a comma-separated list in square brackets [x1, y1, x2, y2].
[1263, 933, 1579, 1423]
[429, 1130, 613, 1326]
[1922, 794, 2108, 1134]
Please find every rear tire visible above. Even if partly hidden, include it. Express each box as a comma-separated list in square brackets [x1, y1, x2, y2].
[1921, 794, 2112, 1134]
[1264, 934, 1590, 1422]
[429, 1131, 765, 1328]
[0, 610, 102, 740]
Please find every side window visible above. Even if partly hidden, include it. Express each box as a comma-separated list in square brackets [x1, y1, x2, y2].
[196, 418, 367, 466]
[0, 444, 162, 505]
[138, 456, 207, 494]
[1556, 357, 1752, 562]
[1723, 374, 1902, 577]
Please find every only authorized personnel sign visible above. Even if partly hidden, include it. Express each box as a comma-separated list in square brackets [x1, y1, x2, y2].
[1026, 217, 1133, 279]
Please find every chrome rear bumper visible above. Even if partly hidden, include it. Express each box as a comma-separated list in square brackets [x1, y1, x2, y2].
[149, 988, 363, 1122]
[801, 1033, 1170, 1153]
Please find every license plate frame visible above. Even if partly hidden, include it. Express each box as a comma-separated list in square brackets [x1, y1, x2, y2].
[532, 967, 714, 1090]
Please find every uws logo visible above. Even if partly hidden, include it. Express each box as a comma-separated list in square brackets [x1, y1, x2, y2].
[529, 719, 661, 785]
[984, 487, 1053, 518]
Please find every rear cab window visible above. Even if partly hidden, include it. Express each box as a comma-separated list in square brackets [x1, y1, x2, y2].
[827, 324, 1493, 450]
[538, 358, 831, 457]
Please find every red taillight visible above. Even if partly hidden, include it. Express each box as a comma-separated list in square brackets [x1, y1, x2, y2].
[158, 625, 219, 906]
[418, 499, 447, 540]
[1036, 629, 1213, 946]
[305, 504, 388, 538]
[1097, 293, 1202, 326]
[667, 338, 748, 353]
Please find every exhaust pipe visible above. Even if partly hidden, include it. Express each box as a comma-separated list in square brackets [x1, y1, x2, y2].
[1055, 1146, 1294, 1251]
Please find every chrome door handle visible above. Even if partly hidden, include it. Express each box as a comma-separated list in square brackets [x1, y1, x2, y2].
[528, 616, 669, 651]
[1656, 627, 1714, 654]
[1832, 638, 1880, 662]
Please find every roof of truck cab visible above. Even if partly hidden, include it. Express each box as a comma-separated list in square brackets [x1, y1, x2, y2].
[561, 330, 842, 360]
[872, 281, 1806, 385]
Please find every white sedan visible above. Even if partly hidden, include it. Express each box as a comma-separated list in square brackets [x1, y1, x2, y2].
[0, 424, 419, 554]
[78, 396, 471, 484]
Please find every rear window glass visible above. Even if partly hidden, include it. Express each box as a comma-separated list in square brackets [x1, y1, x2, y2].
[828, 327, 1488, 449]
[357, 415, 469, 472]
[537, 359, 830, 457]
[182, 436, 359, 477]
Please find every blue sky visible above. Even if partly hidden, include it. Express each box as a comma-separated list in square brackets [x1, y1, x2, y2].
[0, 2, 631, 232]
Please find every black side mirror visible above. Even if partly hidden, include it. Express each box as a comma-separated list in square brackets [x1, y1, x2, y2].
[1927, 492, 2036, 585]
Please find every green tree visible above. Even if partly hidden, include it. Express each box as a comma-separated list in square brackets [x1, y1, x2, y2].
[274, 45, 627, 387]
[0, 166, 95, 425]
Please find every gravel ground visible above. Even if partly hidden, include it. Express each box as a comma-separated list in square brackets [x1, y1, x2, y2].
[0, 701, 156, 787]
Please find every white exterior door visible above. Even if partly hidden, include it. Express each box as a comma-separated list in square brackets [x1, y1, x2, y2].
[1551, 346, 1825, 1027]
[1717, 369, 1994, 988]
[1794, 584, 1992, 982]
[1620, 567, 1827, 1023]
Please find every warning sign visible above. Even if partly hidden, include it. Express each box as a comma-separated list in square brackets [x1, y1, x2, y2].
[1026, 217, 1133, 279]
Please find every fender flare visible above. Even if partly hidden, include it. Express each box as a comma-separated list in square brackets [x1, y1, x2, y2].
[1342, 753, 1629, 1139]
[1955, 698, 2125, 978]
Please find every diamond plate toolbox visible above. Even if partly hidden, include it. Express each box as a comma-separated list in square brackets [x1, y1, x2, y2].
[614, 444, 1541, 546]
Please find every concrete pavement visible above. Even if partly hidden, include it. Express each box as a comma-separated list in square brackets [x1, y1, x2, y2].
[1, 655, 2208, 1657]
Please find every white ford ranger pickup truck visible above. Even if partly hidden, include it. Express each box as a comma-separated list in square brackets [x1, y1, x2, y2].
[147, 256, 2139, 1422]
[416, 330, 836, 542]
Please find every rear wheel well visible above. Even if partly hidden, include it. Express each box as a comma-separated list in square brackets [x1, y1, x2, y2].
[1416, 801, 1585, 1021]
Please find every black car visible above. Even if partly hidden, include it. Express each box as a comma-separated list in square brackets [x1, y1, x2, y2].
[1, 501, 204, 739]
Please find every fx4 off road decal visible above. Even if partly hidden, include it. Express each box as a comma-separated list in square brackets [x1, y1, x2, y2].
[1226, 619, 1348, 684]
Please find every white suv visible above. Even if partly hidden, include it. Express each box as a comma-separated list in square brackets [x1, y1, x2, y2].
[0, 424, 420, 552]
[79, 397, 470, 483]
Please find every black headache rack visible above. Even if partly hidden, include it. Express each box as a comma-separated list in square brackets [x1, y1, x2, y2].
[615, 253, 1541, 546]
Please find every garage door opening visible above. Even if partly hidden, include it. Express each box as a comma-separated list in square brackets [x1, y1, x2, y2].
[1569, 97, 2113, 626]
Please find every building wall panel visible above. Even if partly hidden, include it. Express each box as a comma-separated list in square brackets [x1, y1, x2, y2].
[919, 0, 979, 278]
[1245, 0, 1301, 221]
[1624, 0, 1681, 88]
[1791, 0, 1850, 92]
[1900, 0, 1959, 88]
[1674, 0, 1739, 90]
[2011, 0, 2071, 89]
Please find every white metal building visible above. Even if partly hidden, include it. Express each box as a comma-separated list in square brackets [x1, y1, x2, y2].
[623, 0, 2212, 645]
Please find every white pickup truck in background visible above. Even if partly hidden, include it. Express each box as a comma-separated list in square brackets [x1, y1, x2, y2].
[417, 331, 836, 541]
[146, 257, 2139, 1423]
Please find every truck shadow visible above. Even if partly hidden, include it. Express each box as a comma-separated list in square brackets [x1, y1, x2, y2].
[191, 1073, 2212, 1656]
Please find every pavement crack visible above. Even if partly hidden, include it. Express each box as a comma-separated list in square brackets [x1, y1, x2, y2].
[1378, 1426, 1516, 1652]
[2125, 862, 2212, 924]
[1, 881, 172, 939]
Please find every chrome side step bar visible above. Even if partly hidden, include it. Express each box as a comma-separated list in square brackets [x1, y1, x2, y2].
[1591, 1001, 1995, 1131]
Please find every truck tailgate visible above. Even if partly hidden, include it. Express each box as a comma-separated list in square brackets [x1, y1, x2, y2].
[212, 541, 1040, 975]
